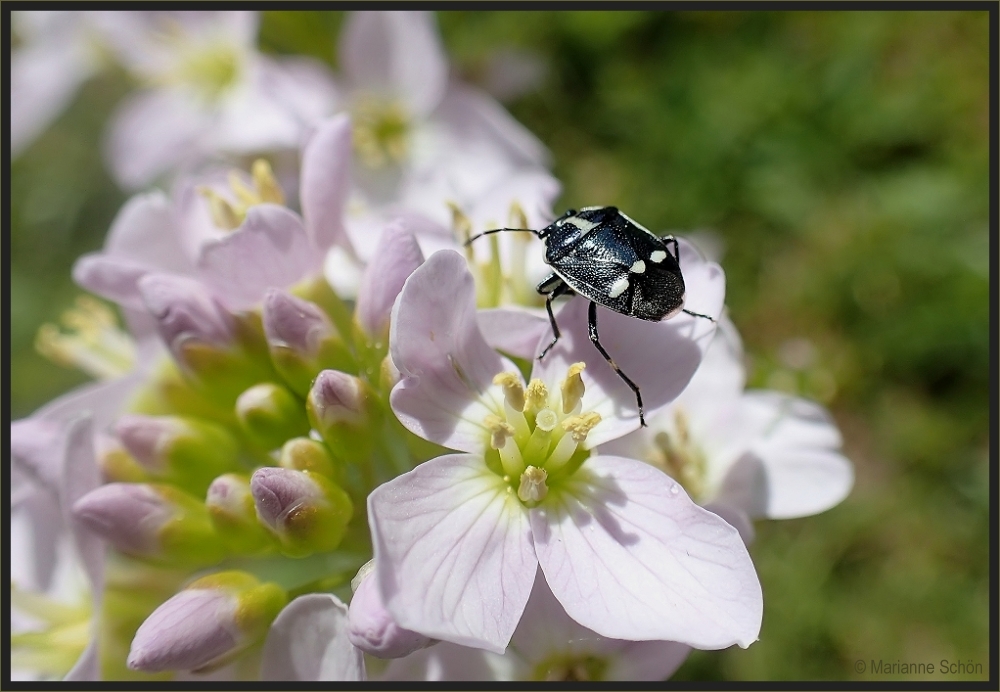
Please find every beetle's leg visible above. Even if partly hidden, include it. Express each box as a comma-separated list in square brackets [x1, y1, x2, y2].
[587, 301, 646, 427]
[682, 308, 716, 322]
[537, 274, 573, 361]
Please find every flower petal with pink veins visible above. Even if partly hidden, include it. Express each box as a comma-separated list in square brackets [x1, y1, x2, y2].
[389, 251, 514, 454]
[197, 204, 316, 310]
[368, 454, 537, 654]
[531, 455, 762, 649]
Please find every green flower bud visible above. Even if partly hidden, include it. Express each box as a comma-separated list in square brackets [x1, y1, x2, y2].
[278, 437, 342, 482]
[306, 370, 379, 463]
[115, 414, 241, 494]
[73, 483, 228, 567]
[235, 383, 310, 450]
[205, 474, 275, 555]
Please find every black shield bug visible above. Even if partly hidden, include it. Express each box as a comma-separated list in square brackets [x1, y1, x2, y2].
[465, 205, 716, 427]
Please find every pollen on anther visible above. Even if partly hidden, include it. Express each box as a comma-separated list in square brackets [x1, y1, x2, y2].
[484, 415, 516, 449]
[562, 412, 602, 443]
[493, 372, 525, 411]
[650, 250, 667, 263]
[608, 277, 629, 299]
[517, 466, 548, 503]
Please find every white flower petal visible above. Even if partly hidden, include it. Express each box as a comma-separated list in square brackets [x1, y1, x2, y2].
[340, 11, 448, 117]
[105, 89, 212, 190]
[433, 83, 550, 168]
[532, 455, 762, 649]
[389, 251, 512, 453]
[381, 642, 513, 681]
[260, 594, 365, 681]
[532, 299, 704, 446]
[476, 307, 550, 360]
[742, 390, 844, 451]
[715, 447, 854, 520]
[197, 204, 316, 310]
[300, 114, 353, 254]
[368, 454, 537, 654]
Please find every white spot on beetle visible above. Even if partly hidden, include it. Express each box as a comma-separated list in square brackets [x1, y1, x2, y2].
[630, 260, 646, 273]
[650, 250, 667, 263]
[565, 216, 599, 234]
[608, 276, 629, 298]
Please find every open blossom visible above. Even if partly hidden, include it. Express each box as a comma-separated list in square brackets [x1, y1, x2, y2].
[329, 12, 552, 249]
[99, 10, 337, 190]
[368, 250, 761, 655]
[74, 115, 352, 313]
[600, 315, 854, 540]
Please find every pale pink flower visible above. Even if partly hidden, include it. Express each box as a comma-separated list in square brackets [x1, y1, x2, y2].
[368, 250, 760, 655]
[74, 115, 352, 312]
[100, 11, 337, 189]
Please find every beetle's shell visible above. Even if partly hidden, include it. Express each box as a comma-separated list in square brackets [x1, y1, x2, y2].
[542, 207, 685, 321]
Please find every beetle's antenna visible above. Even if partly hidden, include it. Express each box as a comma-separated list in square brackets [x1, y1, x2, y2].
[464, 228, 539, 246]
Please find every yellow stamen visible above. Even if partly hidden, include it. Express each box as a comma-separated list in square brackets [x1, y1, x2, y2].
[251, 159, 285, 205]
[562, 411, 602, 443]
[493, 372, 525, 412]
[484, 414, 516, 451]
[35, 297, 136, 380]
[523, 379, 549, 414]
[560, 362, 587, 415]
[517, 466, 548, 503]
[228, 171, 260, 208]
[508, 201, 529, 233]
[199, 187, 242, 230]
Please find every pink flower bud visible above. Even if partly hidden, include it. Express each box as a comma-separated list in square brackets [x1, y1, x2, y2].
[249, 467, 322, 534]
[308, 370, 368, 428]
[128, 587, 241, 672]
[114, 414, 183, 473]
[128, 571, 287, 673]
[348, 569, 433, 659]
[262, 289, 335, 357]
[249, 467, 352, 557]
[72, 483, 172, 556]
[138, 273, 234, 360]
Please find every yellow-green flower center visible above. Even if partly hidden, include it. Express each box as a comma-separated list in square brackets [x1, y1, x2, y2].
[484, 364, 601, 506]
[351, 96, 411, 169]
[199, 159, 286, 231]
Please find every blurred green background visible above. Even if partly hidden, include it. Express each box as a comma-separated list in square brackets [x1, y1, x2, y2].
[10, 10, 991, 681]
